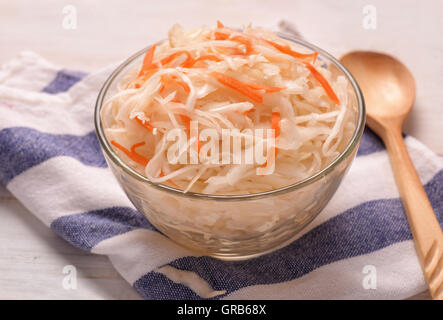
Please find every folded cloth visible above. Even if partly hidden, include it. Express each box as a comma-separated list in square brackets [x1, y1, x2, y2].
[0, 52, 442, 300]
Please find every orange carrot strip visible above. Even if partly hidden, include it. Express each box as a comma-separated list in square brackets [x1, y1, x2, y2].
[135, 68, 160, 87]
[130, 68, 160, 89]
[214, 31, 229, 40]
[272, 112, 281, 138]
[130, 141, 146, 153]
[111, 140, 132, 158]
[210, 72, 263, 103]
[161, 75, 190, 93]
[179, 115, 201, 153]
[138, 44, 157, 77]
[135, 116, 154, 131]
[161, 51, 193, 67]
[271, 112, 281, 156]
[303, 62, 340, 104]
[213, 32, 253, 55]
[265, 40, 318, 60]
[260, 112, 281, 171]
[312, 51, 319, 63]
[178, 80, 190, 93]
[128, 142, 150, 166]
[111, 140, 150, 166]
[242, 108, 254, 116]
[231, 36, 253, 55]
[217, 20, 225, 28]
[179, 114, 191, 131]
[244, 82, 285, 93]
[190, 55, 221, 67]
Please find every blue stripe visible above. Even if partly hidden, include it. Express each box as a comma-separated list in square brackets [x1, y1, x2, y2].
[357, 127, 407, 156]
[42, 69, 87, 94]
[50, 206, 156, 251]
[0, 127, 106, 185]
[134, 169, 443, 299]
[357, 127, 385, 156]
[135, 272, 201, 300]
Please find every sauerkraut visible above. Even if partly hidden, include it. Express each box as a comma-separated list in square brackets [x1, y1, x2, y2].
[101, 22, 356, 195]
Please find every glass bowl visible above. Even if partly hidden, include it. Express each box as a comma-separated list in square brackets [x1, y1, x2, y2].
[94, 34, 365, 260]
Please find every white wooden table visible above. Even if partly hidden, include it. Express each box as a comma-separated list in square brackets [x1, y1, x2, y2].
[0, 0, 441, 299]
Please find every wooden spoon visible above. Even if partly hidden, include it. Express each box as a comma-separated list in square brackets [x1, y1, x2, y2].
[340, 51, 443, 300]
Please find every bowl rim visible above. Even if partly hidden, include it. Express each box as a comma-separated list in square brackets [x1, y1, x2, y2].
[94, 33, 366, 201]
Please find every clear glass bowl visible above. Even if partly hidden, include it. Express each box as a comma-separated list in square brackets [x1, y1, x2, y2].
[94, 35, 365, 260]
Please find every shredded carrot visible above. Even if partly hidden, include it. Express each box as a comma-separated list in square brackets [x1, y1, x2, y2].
[176, 80, 190, 93]
[214, 31, 229, 40]
[135, 116, 154, 131]
[179, 114, 201, 154]
[213, 32, 244, 55]
[265, 40, 318, 61]
[271, 112, 281, 138]
[161, 51, 193, 68]
[259, 112, 281, 172]
[111, 140, 150, 166]
[271, 111, 281, 156]
[210, 72, 263, 103]
[179, 114, 191, 131]
[138, 44, 157, 77]
[214, 32, 227, 40]
[189, 55, 221, 67]
[130, 142, 146, 153]
[137, 68, 160, 85]
[217, 20, 225, 28]
[312, 51, 319, 63]
[303, 62, 340, 104]
[244, 82, 285, 93]
[231, 35, 253, 55]
[161, 74, 190, 93]
[213, 30, 253, 55]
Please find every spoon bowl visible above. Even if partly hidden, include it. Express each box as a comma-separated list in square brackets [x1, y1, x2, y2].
[340, 51, 415, 136]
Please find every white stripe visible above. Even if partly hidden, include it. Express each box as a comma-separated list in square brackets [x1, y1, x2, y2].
[0, 51, 58, 90]
[0, 96, 95, 135]
[0, 59, 116, 135]
[223, 240, 427, 299]
[92, 228, 197, 284]
[7, 156, 133, 225]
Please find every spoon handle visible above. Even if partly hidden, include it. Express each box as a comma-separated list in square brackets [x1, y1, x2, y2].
[383, 128, 443, 300]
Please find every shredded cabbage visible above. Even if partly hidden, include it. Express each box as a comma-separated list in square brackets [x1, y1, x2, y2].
[101, 23, 356, 195]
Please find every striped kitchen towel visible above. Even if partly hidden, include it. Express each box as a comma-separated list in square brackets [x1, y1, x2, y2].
[0, 51, 442, 300]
